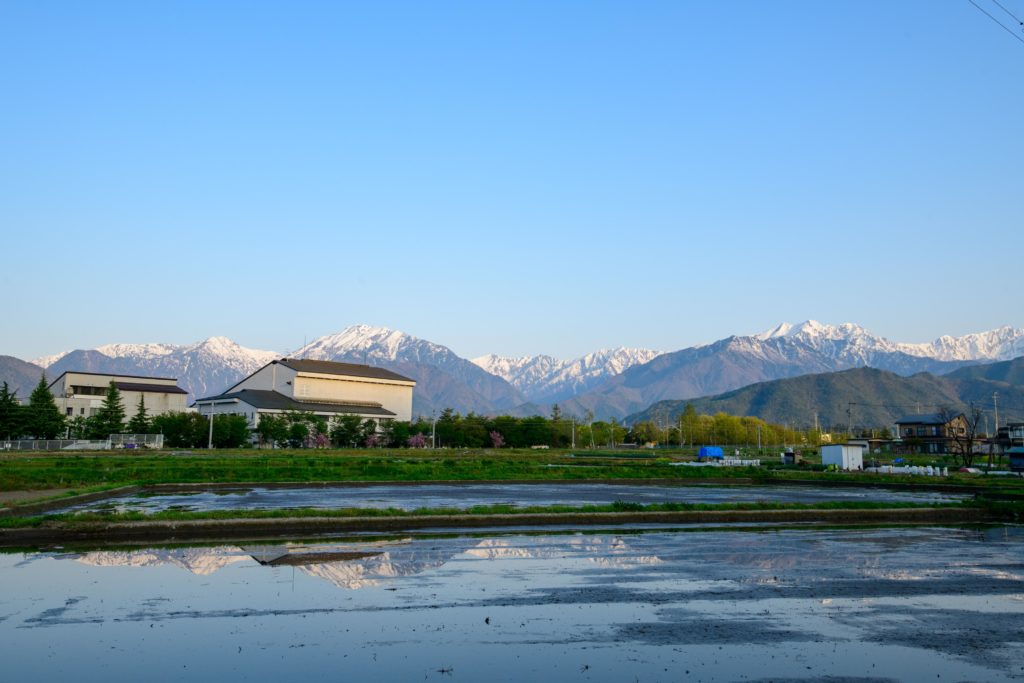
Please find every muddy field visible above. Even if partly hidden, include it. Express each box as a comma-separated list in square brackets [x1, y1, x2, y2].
[1, 525, 1022, 681]
[49, 482, 969, 515]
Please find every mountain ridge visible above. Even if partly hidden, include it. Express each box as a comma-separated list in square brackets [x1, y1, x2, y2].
[10, 320, 1024, 420]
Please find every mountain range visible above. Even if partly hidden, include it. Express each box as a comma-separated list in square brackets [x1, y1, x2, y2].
[3, 320, 1023, 421]
[628, 356, 1024, 430]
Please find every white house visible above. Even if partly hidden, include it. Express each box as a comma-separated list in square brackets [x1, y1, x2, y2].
[821, 444, 864, 471]
[48, 371, 189, 421]
[192, 358, 415, 431]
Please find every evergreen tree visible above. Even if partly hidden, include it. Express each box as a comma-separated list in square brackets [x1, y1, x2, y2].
[0, 382, 24, 439]
[89, 381, 126, 438]
[23, 375, 65, 439]
[126, 395, 151, 434]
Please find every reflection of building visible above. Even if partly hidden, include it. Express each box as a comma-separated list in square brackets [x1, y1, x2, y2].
[47, 371, 188, 421]
[193, 359, 415, 433]
[895, 413, 967, 454]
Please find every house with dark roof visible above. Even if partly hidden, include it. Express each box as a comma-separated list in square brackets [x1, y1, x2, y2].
[894, 412, 968, 454]
[193, 358, 415, 435]
[48, 371, 189, 421]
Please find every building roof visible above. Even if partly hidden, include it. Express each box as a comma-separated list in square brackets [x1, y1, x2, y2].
[894, 413, 962, 425]
[112, 382, 188, 395]
[48, 370, 181, 389]
[195, 389, 397, 417]
[276, 358, 414, 383]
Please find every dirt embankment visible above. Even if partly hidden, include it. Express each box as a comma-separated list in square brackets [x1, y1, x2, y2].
[0, 506, 998, 547]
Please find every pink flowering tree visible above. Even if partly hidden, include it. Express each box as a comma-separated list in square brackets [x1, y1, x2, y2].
[490, 430, 504, 448]
[407, 433, 428, 448]
[365, 433, 380, 448]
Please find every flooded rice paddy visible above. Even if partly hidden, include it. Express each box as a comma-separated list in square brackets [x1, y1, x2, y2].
[2, 525, 1023, 681]
[54, 482, 968, 514]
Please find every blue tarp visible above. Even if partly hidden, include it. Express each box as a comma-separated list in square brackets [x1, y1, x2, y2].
[698, 446, 724, 459]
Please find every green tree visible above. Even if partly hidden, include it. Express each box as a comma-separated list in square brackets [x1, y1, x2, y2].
[212, 414, 251, 448]
[256, 414, 289, 448]
[23, 375, 65, 439]
[331, 414, 363, 447]
[89, 381, 126, 438]
[126, 395, 151, 434]
[288, 421, 310, 447]
[151, 412, 209, 448]
[0, 382, 24, 439]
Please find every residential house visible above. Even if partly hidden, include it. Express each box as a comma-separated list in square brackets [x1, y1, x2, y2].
[894, 413, 968, 454]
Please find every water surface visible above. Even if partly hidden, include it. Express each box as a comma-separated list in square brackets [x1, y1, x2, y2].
[2, 525, 1022, 681]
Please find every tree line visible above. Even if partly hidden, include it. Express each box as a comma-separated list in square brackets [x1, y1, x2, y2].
[0, 378, 826, 452]
[0, 376, 251, 447]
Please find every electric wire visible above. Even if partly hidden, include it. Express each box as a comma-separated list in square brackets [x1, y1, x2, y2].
[990, 0, 1024, 26]
[968, 0, 1024, 44]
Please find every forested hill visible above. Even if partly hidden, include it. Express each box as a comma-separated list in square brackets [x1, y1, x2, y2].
[627, 359, 1024, 431]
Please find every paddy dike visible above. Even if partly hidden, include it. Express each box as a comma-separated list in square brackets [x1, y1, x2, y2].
[0, 505, 997, 547]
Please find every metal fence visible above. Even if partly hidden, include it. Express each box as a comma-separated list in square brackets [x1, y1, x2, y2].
[110, 433, 165, 449]
[1, 439, 112, 451]
[1, 433, 164, 452]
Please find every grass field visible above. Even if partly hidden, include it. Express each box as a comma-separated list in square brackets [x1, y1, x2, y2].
[1, 447, 1020, 493]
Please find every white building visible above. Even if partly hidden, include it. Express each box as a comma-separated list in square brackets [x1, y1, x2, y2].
[48, 371, 189, 421]
[192, 358, 415, 431]
[821, 444, 864, 471]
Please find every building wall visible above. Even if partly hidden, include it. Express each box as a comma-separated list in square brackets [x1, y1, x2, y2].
[50, 372, 187, 422]
[294, 374, 414, 422]
[231, 363, 296, 395]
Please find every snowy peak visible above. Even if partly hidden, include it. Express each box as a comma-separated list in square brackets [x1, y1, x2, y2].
[94, 342, 178, 360]
[754, 320, 870, 342]
[295, 325, 453, 364]
[472, 346, 660, 403]
[751, 320, 1024, 363]
[897, 325, 1024, 361]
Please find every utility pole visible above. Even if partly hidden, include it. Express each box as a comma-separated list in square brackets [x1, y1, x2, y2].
[207, 404, 214, 449]
[994, 391, 1000, 434]
[571, 417, 576, 449]
[991, 391, 999, 469]
[431, 410, 436, 449]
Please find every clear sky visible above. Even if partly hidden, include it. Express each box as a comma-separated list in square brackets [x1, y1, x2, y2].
[2, 1, 1022, 362]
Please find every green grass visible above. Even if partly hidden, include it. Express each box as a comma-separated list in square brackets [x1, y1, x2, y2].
[2, 449, 1022, 493]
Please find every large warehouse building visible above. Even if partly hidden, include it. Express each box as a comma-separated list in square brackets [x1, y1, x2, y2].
[47, 371, 189, 420]
[192, 358, 415, 431]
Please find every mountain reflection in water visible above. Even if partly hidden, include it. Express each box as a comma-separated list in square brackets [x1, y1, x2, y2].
[69, 535, 662, 589]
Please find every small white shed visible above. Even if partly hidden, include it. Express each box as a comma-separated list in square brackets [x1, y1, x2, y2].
[821, 444, 864, 471]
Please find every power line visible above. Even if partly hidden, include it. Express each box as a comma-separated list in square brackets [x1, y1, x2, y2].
[968, 0, 1024, 45]
[991, 0, 1024, 26]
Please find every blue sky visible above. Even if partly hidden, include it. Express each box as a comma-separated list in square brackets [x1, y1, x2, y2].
[2, 1, 1022, 361]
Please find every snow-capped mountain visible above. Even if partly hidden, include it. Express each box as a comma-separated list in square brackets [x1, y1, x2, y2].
[560, 321, 1017, 420]
[37, 336, 279, 401]
[8, 319, 1023, 421]
[472, 347, 661, 404]
[293, 325, 526, 415]
[897, 325, 1024, 362]
[755, 320, 1024, 363]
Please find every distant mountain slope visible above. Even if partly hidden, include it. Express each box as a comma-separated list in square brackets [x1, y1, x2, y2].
[945, 356, 1024, 386]
[561, 322, 977, 419]
[40, 337, 279, 402]
[294, 325, 525, 416]
[0, 355, 44, 397]
[628, 358, 1024, 430]
[472, 347, 660, 404]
